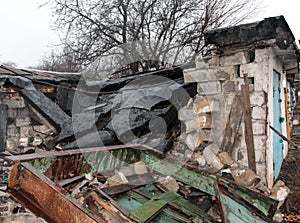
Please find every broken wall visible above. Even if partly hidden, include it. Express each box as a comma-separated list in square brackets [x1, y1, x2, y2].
[0, 86, 56, 154]
[181, 46, 290, 186]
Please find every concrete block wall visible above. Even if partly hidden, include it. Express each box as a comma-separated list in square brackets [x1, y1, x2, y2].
[0, 89, 55, 153]
[181, 48, 272, 183]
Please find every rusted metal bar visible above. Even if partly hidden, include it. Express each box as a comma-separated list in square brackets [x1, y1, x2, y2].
[270, 125, 299, 149]
[6, 144, 151, 162]
[57, 174, 85, 187]
[8, 163, 103, 223]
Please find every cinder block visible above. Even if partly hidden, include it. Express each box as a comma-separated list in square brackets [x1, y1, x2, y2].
[254, 48, 270, 63]
[193, 96, 221, 114]
[206, 56, 220, 67]
[240, 63, 260, 78]
[215, 71, 231, 81]
[195, 57, 209, 69]
[210, 100, 220, 112]
[217, 152, 234, 166]
[19, 137, 29, 147]
[255, 148, 266, 163]
[253, 135, 267, 150]
[219, 51, 250, 67]
[193, 96, 210, 114]
[6, 138, 18, 150]
[185, 131, 203, 150]
[3, 97, 25, 108]
[203, 144, 223, 170]
[250, 91, 266, 106]
[6, 127, 19, 137]
[252, 106, 267, 120]
[185, 113, 212, 133]
[15, 116, 31, 127]
[7, 108, 18, 118]
[20, 127, 33, 137]
[183, 68, 207, 83]
[178, 106, 195, 121]
[197, 81, 221, 95]
[222, 81, 237, 93]
[252, 121, 266, 135]
[17, 108, 30, 116]
[256, 163, 267, 184]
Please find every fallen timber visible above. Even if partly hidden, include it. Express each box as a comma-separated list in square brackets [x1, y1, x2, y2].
[7, 144, 278, 223]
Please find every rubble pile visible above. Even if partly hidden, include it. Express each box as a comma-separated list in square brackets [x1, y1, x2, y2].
[0, 16, 299, 222]
[6, 145, 288, 222]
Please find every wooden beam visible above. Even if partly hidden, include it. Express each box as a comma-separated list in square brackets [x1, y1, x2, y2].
[241, 74, 256, 173]
[220, 94, 243, 155]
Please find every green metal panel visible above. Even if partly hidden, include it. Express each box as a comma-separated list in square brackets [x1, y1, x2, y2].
[217, 189, 269, 223]
[141, 157, 216, 196]
[10, 146, 278, 222]
[141, 153, 278, 218]
[115, 189, 197, 223]
[130, 198, 167, 222]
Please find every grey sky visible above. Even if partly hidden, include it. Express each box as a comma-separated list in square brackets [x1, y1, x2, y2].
[0, 0, 299, 68]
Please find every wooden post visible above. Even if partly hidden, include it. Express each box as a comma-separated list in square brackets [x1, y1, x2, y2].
[220, 95, 243, 156]
[241, 74, 256, 173]
[284, 88, 291, 142]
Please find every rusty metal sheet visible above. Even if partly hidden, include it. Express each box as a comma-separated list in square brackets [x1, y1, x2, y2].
[8, 162, 103, 223]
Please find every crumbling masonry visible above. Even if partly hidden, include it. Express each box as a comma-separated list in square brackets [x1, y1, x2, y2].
[181, 16, 298, 188]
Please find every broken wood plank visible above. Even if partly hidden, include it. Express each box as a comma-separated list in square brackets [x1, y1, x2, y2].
[220, 94, 243, 155]
[129, 192, 175, 223]
[241, 74, 256, 173]
[101, 173, 156, 196]
[95, 188, 130, 218]
[85, 191, 129, 223]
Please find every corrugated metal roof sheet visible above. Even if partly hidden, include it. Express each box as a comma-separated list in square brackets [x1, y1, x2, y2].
[0, 65, 81, 81]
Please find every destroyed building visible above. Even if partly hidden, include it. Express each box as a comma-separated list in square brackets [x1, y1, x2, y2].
[0, 16, 299, 222]
[183, 15, 298, 188]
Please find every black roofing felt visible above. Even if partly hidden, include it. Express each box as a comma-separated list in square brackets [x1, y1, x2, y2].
[205, 16, 295, 49]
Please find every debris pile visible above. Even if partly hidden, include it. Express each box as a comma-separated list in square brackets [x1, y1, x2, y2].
[1, 16, 299, 222]
[6, 145, 287, 222]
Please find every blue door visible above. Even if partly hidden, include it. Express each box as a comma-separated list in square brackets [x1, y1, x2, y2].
[273, 70, 283, 180]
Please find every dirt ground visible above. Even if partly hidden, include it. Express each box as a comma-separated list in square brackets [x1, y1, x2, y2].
[278, 105, 300, 223]
[278, 147, 300, 222]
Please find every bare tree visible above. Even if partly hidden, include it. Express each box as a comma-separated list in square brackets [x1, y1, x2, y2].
[36, 46, 82, 72]
[48, 0, 259, 73]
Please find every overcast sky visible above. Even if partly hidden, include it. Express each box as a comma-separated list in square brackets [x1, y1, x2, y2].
[0, 0, 299, 68]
